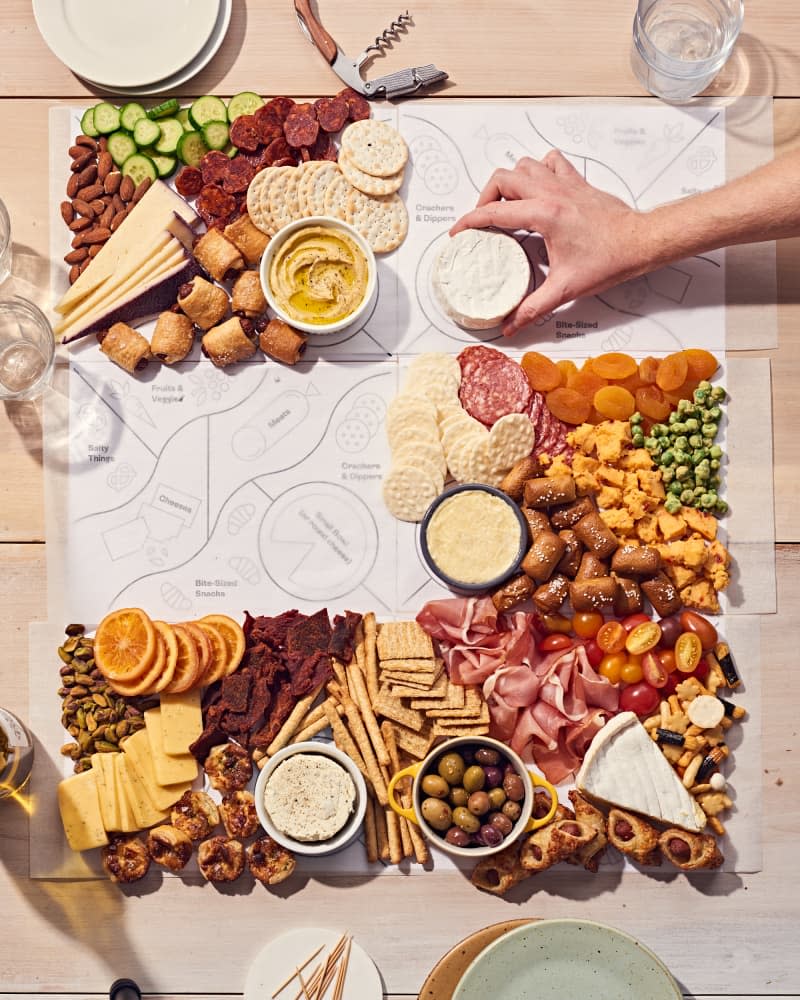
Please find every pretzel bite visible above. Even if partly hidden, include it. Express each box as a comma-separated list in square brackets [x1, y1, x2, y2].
[219, 790, 260, 839]
[500, 456, 542, 502]
[101, 834, 151, 883]
[204, 741, 253, 793]
[549, 495, 597, 530]
[521, 506, 551, 541]
[613, 575, 644, 617]
[641, 571, 683, 617]
[492, 573, 535, 613]
[521, 531, 567, 584]
[523, 475, 576, 509]
[247, 835, 297, 886]
[607, 807, 662, 866]
[171, 789, 220, 841]
[533, 573, 570, 613]
[573, 511, 618, 559]
[198, 835, 246, 883]
[556, 529, 583, 578]
[569, 576, 618, 612]
[658, 828, 723, 870]
[519, 819, 597, 872]
[611, 544, 662, 578]
[471, 840, 531, 896]
[147, 824, 193, 872]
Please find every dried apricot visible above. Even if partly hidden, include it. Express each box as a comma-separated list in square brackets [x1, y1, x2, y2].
[635, 384, 671, 421]
[593, 384, 636, 420]
[656, 352, 689, 392]
[617, 371, 646, 394]
[567, 368, 607, 397]
[545, 386, 593, 425]
[638, 356, 659, 384]
[521, 351, 561, 392]
[683, 348, 719, 382]
[590, 352, 638, 380]
[556, 359, 578, 386]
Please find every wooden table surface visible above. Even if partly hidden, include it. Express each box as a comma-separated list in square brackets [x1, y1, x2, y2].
[1, 3, 798, 999]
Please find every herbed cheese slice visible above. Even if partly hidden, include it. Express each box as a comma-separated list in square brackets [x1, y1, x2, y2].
[90, 751, 121, 832]
[144, 706, 198, 786]
[159, 689, 203, 756]
[57, 768, 109, 852]
[432, 228, 531, 330]
[575, 711, 707, 833]
[113, 752, 139, 833]
[122, 728, 192, 812]
[116, 751, 170, 829]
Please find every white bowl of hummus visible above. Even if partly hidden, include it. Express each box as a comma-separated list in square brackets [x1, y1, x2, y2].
[254, 741, 367, 856]
[260, 216, 377, 335]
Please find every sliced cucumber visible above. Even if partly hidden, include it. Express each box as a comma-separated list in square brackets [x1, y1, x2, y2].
[147, 152, 178, 178]
[147, 98, 180, 120]
[189, 95, 228, 129]
[224, 143, 238, 159]
[154, 118, 184, 155]
[119, 102, 147, 132]
[92, 102, 121, 134]
[107, 130, 138, 167]
[121, 152, 157, 186]
[202, 119, 230, 151]
[133, 117, 160, 147]
[176, 130, 209, 168]
[176, 107, 192, 131]
[80, 106, 99, 138]
[227, 91, 264, 121]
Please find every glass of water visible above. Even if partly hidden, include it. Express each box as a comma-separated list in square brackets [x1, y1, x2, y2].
[0, 198, 11, 286]
[632, 0, 744, 103]
[0, 296, 55, 401]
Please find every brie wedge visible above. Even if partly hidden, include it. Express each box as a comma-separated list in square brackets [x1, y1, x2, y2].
[432, 228, 531, 329]
[575, 711, 707, 833]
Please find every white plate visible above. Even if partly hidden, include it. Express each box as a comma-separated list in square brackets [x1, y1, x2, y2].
[33, 0, 220, 89]
[76, 0, 232, 97]
[453, 919, 681, 1000]
[244, 927, 383, 1000]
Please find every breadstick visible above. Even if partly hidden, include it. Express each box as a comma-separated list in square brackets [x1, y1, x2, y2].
[322, 700, 371, 788]
[353, 619, 366, 674]
[363, 612, 379, 704]
[374, 798, 389, 860]
[381, 720, 400, 772]
[326, 679, 345, 702]
[293, 713, 334, 743]
[385, 807, 403, 864]
[364, 792, 379, 863]
[401, 789, 430, 864]
[332, 658, 350, 698]
[266, 683, 324, 756]
[341, 696, 388, 804]
[398, 813, 413, 859]
[346, 657, 390, 766]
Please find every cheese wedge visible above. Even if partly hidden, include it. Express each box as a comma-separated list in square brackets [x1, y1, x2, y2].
[575, 711, 707, 833]
[113, 752, 139, 832]
[57, 769, 109, 852]
[115, 751, 170, 829]
[159, 689, 203, 756]
[90, 751, 121, 832]
[122, 728, 193, 812]
[144, 706, 198, 786]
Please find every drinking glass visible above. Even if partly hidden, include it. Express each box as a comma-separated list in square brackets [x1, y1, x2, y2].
[632, 0, 744, 103]
[0, 296, 55, 401]
[0, 198, 11, 285]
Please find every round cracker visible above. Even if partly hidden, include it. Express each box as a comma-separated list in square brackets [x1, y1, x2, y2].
[488, 413, 536, 471]
[382, 463, 440, 522]
[269, 167, 302, 232]
[246, 168, 277, 233]
[408, 351, 462, 385]
[254, 166, 294, 235]
[307, 162, 343, 216]
[403, 370, 461, 409]
[296, 160, 328, 217]
[387, 410, 440, 450]
[341, 120, 409, 177]
[346, 188, 408, 254]
[393, 439, 447, 478]
[323, 171, 355, 221]
[387, 392, 437, 429]
[339, 150, 404, 196]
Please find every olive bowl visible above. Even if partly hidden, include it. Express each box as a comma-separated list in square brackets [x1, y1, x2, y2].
[387, 736, 558, 860]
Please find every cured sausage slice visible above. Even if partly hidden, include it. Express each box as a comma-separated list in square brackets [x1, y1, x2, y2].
[229, 115, 260, 153]
[264, 136, 296, 165]
[196, 184, 237, 229]
[253, 103, 284, 142]
[458, 346, 533, 428]
[306, 132, 336, 161]
[175, 166, 203, 198]
[265, 96, 296, 121]
[222, 158, 256, 194]
[200, 150, 230, 186]
[283, 103, 319, 149]
[338, 87, 371, 121]
[314, 95, 349, 133]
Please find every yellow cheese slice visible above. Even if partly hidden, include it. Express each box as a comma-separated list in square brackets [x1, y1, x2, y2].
[55, 180, 198, 314]
[57, 769, 109, 852]
[144, 706, 199, 786]
[122, 728, 193, 812]
[90, 751, 121, 832]
[159, 689, 203, 756]
[116, 751, 170, 829]
[113, 752, 139, 833]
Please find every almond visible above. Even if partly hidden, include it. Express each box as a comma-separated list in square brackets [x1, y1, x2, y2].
[97, 151, 113, 181]
[75, 135, 98, 150]
[72, 199, 95, 219]
[104, 171, 122, 195]
[66, 173, 81, 198]
[88, 244, 104, 258]
[78, 183, 104, 202]
[68, 216, 92, 232]
[68, 264, 81, 284]
[60, 201, 74, 224]
[75, 163, 98, 188]
[132, 178, 152, 203]
[119, 176, 135, 202]
[64, 248, 89, 264]
[110, 210, 127, 232]
[99, 204, 114, 228]
[83, 226, 111, 244]
[70, 149, 94, 171]
[90, 198, 106, 216]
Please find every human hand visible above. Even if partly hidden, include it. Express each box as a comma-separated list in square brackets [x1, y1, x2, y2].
[450, 151, 649, 337]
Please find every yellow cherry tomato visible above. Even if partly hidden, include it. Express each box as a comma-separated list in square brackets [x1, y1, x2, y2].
[675, 632, 703, 673]
[625, 621, 662, 655]
[620, 656, 644, 684]
[598, 652, 626, 684]
[571, 612, 604, 639]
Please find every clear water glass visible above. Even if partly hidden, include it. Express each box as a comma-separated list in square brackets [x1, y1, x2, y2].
[0, 198, 11, 285]
[632, 0, 744, 102]
[0, 296, 55, 401]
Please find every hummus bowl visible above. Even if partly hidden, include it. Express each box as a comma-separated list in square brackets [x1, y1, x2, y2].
[260, 216, 377, 335]
[254, 741, 367, 856]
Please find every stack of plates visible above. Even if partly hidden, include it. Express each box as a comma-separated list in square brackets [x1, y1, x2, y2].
[33, 0, 232, 95]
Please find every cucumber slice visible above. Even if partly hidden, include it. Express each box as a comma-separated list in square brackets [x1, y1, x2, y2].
[120, 152, 157, 186]
[148, 152, 178, 178]
[201, 119, 230, 151]
[189, 95, 228, 130]
[154, 118, 184, 155]
[227, 91, 264, 121]
[176, 130, 209, 168]
[80, 107, 99, 138]
[92, 102, 121, 135]
[147, 98, 180, 120]
[176, 107, 192, 131]
[133, 117, 160, 147]
[224, 143, 238, 159]
[119, 102, 147, 132]
[107, 130, 137, 167]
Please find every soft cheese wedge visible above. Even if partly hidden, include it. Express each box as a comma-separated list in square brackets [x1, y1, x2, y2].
[575, 711, 707, 832]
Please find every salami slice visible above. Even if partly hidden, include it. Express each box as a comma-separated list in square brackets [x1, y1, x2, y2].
[200, 150, 230, 186]
[314, 95, 349, 133]
[306, 132, 336, 161]
[265, 96, 297, 121]
[338, 87, 371, 122]
[283, 103, 319, 149]
[221, 158, 255, 194]
[457, 345, 506, 382]
[458, 350, 533, 428]
[230, 114, 261, 153]
[254, 103, 284, 141]
[175, 165, 203, 198]
[271, 157, 297, 168]
[196, 184, 237, 228]
[264, 136, 296, 165]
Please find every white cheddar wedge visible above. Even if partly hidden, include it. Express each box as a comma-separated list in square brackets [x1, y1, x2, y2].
[116, 750, 171, 829]
[159, 689, 203, 756]
[144, 706, 199, 786]
[57, 769, 109, 852]
[113, 752, 139, 833]
[122, 728, 192, 812]
[56, 180, 198, 314]
[90, 751, 121, 832]
[576, 711, 707, 832]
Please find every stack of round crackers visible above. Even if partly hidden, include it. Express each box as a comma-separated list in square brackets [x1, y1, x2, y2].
[246, 119, 409, 255]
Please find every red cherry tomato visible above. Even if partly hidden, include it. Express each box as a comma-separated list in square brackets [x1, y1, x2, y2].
[678, 610, 718, 651]
[642, 651, 669, 688]
[662, 672, 680, 696]
[598, 652, 626, 684]
[539, 633, 573, 653]
[621, 612, 651, 633]
[596, 621, 627, 654]
[657, 648, 677, 674]
[619, 681, 661, 717]
[584, 639, 604, 668]
[571, 612, 604, 639]
[656, 616, 682, 649]
[691, 657, 710, 681]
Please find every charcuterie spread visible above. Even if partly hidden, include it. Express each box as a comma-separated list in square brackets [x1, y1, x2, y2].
[45, 89, 755, 899]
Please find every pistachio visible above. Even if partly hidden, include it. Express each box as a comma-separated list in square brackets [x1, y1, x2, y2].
[75, 759, 92, 773]
[77, 730, 93, 751]
[58, 646, 73, 664]
[71, 685, 88, 696]
[74, 645, 94, 659]
[63, 636, 80, 653]
[59, 664, 75, 678]
[116, 720, 129, 738]
[94, 741, 118, 753]
[74, 673, 93, 687]
[85, 713, 98, 733]
[60, 742, 79, 756]
[65, 623, 86, 637]
[92, 693, 108, 708]
[57, 686, 71, 697]
[67, 724, 80, 738]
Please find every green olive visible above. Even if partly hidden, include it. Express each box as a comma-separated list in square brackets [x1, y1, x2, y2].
[437, 752, 466, 785]
[421, 774, 450, 799]
[487, 786, 507, 809]
[462, 764, 487, 793]
[449, 786, 469, 808]
[452, 806, 481, 834]
[502, 800, 522, 822]
[421, 796, 453, 832]
[467, 791, 491, 816]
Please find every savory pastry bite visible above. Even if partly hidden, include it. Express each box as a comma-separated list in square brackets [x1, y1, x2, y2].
[641, 571, 683, 617]
[231, 269, 267, 318]
[193, 228, 245, 281]
[568, 790, 608, 873]
[97, 321, 150, 373]
[198, 835, 246, 883]
[101, 833, 151, 883]
[521, 531, 567, 584]
[471, 840, 531, 896]
[247, 835, 297, 886]
[150, 310, 195, 364]
[177, 276, 229, 330]
[658, 828, 723, 870]
[146, 824, 193, 872]
[201, 316, 257, 368]
[171, 789, 220, 841]
[257, 317, 307, 365]
[519, 819, 597, 872]
[607, 807, 662, 866]
[219, 790, 259, 839]
[204, 741, 253, 793]
[224, 213, 270, 265]
[568, 576, 618, 612]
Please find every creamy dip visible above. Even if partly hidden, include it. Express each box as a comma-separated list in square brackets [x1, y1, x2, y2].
[263, 753, 356, 842]
[425, 490, 522, 585]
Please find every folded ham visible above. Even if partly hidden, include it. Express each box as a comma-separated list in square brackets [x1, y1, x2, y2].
[417, 597, 619, 784]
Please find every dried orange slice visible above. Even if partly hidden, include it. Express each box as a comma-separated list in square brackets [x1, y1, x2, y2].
[196, 620, 228, 686]
[181, 622, 211, 681]
[200, 614, 246, 676]
[152, 621, 179, 693]
[108, 629, 166, 697]
[95, 608, 157, 683]
[163, 623, 202, 694]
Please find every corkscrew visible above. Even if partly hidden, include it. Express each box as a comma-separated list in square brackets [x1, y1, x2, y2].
[293, 1, 448, 99]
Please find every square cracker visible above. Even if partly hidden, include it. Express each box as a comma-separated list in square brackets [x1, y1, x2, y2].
[410, 680, 465, 710]
[426, 702, 490, 723]
[379, 658, 439, 674]
[393, 721, 435, 760]
[377, 621, 434, 660]
[432, 722, 490, 737]
[373, 688, 425, 729]
[382, 667, 443, 686]
[389, 673, 448, 700]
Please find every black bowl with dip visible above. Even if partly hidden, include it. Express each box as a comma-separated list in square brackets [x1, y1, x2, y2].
[419, 483, 528, 594]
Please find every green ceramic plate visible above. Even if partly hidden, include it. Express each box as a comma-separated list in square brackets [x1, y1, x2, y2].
[453, 919, 681, 1000]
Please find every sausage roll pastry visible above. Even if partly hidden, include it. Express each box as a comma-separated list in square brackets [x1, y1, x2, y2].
[231, 269, 267, 318]
[97, 321, 150, 373]
[568, 790, 608, 873]
[658, 828, 723, 870]
[201, 317, 257, 369]
[607, 807, 662, 866]
[224, 213, 270, 264]
[177, 276, 229, 330]
[471, 840, 532, 896]
[150, 311, 195, 364]
[258, 318, 307, 365]
[193, 227, 245, 281]
[519, 819, 597, 872]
